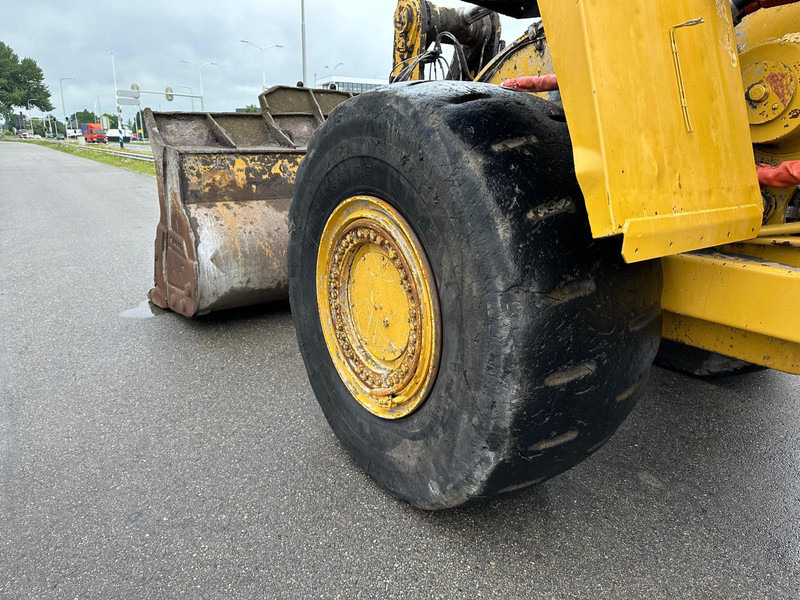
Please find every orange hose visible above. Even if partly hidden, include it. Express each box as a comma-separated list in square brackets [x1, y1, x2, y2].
[757, 161, 800, 188]
[502, 75, 559, 93]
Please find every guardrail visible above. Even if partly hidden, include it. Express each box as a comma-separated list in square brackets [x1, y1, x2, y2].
[85, 147, 155, 162]
[57, 141, 155, 163]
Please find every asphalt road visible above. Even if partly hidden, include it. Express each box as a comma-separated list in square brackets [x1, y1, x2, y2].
[1, 141, 799, 599]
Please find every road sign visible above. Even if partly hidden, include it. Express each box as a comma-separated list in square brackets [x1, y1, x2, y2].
[130, 83, 141, 99]
[101, 116, 111, 130]
[118, 98, 141, 106]
[165, 87, 174, 101]
[117, 90, 140, 98]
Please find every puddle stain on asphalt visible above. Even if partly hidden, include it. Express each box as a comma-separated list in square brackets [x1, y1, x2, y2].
[120, 300, 160, 320]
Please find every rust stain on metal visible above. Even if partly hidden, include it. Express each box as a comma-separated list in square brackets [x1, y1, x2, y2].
[215, 203, 244, 265]
[765, 70, 794, 105]
[143, 85, 354, 317]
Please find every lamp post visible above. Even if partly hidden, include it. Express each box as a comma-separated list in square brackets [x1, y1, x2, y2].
[111, 52, 124, 145]
[27, 99, 39, 135]
[177, 85, 194, 111]
[182, 59, 217, 111]
[59, 77, 75, 139]
[240, 40, 283, 91]
[323, 63, 343, 88]
[301, 0, 308, 84]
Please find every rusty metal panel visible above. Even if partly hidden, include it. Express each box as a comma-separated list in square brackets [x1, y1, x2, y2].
[180, 153, 302, 205]
[191, 200, 290, 312]
[144, 85, 355, 317]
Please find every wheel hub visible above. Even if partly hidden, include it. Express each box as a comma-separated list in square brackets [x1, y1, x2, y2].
[316, 196, 441, 419]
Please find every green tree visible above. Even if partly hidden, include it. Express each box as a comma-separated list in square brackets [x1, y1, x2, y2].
[134, 110, 148, 138]
[69, 109, 118, 129]
[31, 117, 43, 136]
[102, 112, 118, 128]
[69, 109, 98, 127]
[0, 42, 54, 119]
[244, 104, 259, 113]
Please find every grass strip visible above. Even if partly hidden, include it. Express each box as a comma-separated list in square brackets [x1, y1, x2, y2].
[2, 138, 155, 177]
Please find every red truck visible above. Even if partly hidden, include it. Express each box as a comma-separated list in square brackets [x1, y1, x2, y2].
[81, 123, 106, 144]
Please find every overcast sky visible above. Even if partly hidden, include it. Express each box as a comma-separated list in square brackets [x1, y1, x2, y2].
[7, 1, 533, 122]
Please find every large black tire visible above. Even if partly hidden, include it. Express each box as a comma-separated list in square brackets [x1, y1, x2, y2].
[655, 340, 766, 377]
[289, 81, 662, 509]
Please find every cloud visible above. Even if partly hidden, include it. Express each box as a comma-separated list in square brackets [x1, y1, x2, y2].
[8, 0, 532, 121]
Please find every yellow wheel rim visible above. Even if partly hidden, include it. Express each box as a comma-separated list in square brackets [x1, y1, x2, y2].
[316, 196, 441, 419]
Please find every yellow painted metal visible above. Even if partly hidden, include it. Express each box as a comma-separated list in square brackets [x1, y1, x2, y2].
[740, 36, 800, 145]
[758, 221, 800, 236]
[476, 24, 554, 99]
[316, 196, 441, 419]
[739, 11, 800, 169]
[393, 0, 427, 81]
[735, 3, 800, 53]
[737, 236, 800, 250]
[661, 249, 800, 374]
[663, 312, 800, 374]
[671, 18, 707, 133]
[727, 239, 800, 267]
[536, 0, 763, 263]
[743, 60, 795, 124]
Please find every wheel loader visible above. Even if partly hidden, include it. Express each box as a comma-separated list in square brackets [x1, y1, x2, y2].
[143, 0, 800, 509]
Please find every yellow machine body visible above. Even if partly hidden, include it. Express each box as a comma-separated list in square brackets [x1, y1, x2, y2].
[151, 1, 800, 378]
[662, 242, 800, 373]
[537, 0, 764, 263]
[655, 5, 800, 376]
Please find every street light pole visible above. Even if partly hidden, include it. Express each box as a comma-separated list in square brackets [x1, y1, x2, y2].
[27, 99, 38, 135]
[240, 41, 283, 91]
[301, 0, 308, 84]
[177, 85, 194, 111]
[59, 77, 75, 139]
[111, 51, 124, 146]
[323, 63, 344, 88]
[182, 60, 217, 111]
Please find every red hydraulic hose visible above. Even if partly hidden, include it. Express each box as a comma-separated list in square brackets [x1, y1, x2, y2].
[742, 0, 799, 18]
[502, 74, 559, 93]
[757, 161, 800, 187]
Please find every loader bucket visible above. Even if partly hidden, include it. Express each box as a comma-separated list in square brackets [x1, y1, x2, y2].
[144, 85, 355, 317]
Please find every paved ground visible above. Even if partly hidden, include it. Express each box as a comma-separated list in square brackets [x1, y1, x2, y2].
[1, 141, 799, 599]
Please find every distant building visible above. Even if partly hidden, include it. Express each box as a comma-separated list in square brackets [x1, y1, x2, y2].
[315, 75, 386, 93]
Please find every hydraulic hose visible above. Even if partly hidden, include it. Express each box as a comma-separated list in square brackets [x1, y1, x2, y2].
[731, 0, 800, 23]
